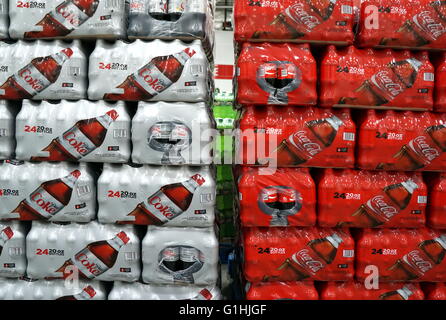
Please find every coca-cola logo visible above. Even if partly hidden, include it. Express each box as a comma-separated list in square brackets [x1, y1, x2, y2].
[138, 68, 166, 93]
[287, 3, 321, 30]
[368, 195, 398, 219]
[412, 136, 440, 161]
[374, 70, 404, 97]
[149, 196, 173, 219]
[406, 250, 433, 274]
[415, 11, 446, 40]
[30, 192, 58, 214]
[18, 68, 44, 91]
[57, 3, 81, 26]
[63, 131, 89, 155]
[294, 131, 322, 156]
[75, 253, 102, 276]
[294, 249, 324, 273]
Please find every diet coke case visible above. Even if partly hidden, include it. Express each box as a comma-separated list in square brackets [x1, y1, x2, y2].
[356, 228, 446, 282]
[109, 281, 222, 300]
[236, 42, 317, 106]
[320, 46, 434, 110]
[423, 283, 446, 300]
[15, 100, 131, 163]
[234, 0, 355, 44]
[0, 161, 96, 222]
[26, 221, 140, 282]
[357, 0, 446, 50]
[318, 169, 427, 228]
[9, 0, 128, 39]
[0, 101, 15, 160]
[0, 278, 106, 300]
[427, 173, 446, 229]
[320, 282, 424, 300]
[237, 167, 316, 227]
[357, 110, 446, 171]
[0, 222, 26, 278]
[237, 106, 356, 168]
[142, 226, 219, 286]
[88, 39, 210, 102]
[243, 227, 355, 282]
[132, 102, 214, 165]
[245, 282, 319, 300]
[0, 0, 8, 39]
[98, 164, 216, 227]
[0, 40, 87, 100]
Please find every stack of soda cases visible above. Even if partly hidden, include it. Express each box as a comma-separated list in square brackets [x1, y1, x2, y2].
[0, 0, 221, 300]
[234, 0, 446, 300]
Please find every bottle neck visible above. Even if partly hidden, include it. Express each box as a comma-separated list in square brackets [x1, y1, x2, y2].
[436, 235, 446, 250]
[326, 233, 343, 249]
[52, 51, 70, 66]
[73, 290, 93, 300]
[182, 178, 201, 193]
[173, 50, 193, 66]
[96, 113, 114, 129]
[401, 179, 418, 194]
[0, 230, 9, 247]
[107, 235, 126, 251]
[396, 286, 413, 300]
[406, 58, 422, 71]
[325, 115, 343, 131]
[60, 173, 79, 189]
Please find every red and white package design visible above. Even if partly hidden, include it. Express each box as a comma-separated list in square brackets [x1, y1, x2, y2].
[320, 282, 424, 300]
[356, 228, 446, 282]
[234, 0, 355, 44]
[317, 169, 427, 228]
[237, 167, 316, 227]
[237, 106, 356, 168]
[243, 227, 355, 282]
[435, 52, 446, 112]
[423, 283, 446, 300]
[357, 0, 446, 50]
[320, 46, 434, 110]
[427, 173, 446, 229]
[236, 42, 317, 106]
[357, 110, 446, 171]
[245, 282, 319, 300]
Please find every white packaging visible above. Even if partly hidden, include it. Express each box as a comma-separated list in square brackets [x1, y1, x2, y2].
[0, 101, 15, 160]
[132, 101, 215, 165]
[98, 164, 216, 227]
[142, 226, 219, 286]
[15, 100, 131, 163]
[0, 0, 8, 39]
[0, 221, 26, 278]
[26, 221, 141, 282]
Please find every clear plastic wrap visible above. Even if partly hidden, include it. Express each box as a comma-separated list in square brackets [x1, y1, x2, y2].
[0, 221, 26, 278]
[0, 101, 15, 160]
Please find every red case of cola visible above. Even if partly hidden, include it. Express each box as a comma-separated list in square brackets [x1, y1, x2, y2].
[317, 169, 427, 228]
[320, 46, 434, 110]
[435, 52, 446, 112]
[242, 227, 355, 282]
[234, 0, 355, 44]
[245, 281, 319, 300]
[427, 173, 446, 229]
[236, 42, 317, 106]
[422, 283, 446, 300]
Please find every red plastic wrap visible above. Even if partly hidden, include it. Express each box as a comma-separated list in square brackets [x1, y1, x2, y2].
[236, 42, 317, 106]
[243, 227, 355, 282]
[234, 0, 355, 44]
[317, 169, 427, 228]
[245, 281, 319, 300]
[356, 228, 446, 282]
[320, 46, 434, 110]
[423, 283, 446, 300]
[427, 173, 446, 228]
[237, 106, 356, 168]
[357, 0, 446, 50]
[357, 110, 446, 171]
[320, 282, 424, 300]
[237, 167, 316, 227]
[435, 52, 446, 112]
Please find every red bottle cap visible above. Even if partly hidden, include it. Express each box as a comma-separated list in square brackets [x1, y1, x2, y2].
[116, 231, 129, 245]
[199, 289, 213, 300]
[83, 286, 96, 298]
[2, 227, 13, 240]
[106, 110, 119, 121]
[191, 174, 205, 186]
[70, 170, 81, 179]
[184, 48, 196, 58]
[62, 48, 73, 58]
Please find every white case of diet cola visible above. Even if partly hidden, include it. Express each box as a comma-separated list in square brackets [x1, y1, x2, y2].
[0, 221, 27, 278]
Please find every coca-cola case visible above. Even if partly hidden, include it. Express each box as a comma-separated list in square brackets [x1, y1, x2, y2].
[0, 101, 15, 160]
[0, 161, 96, 222]
[0, 277, 107, 300]
[236, 42, 317, 106]
[128, 0, 214, 60]
[357, 0, 446, 50]
[234, 0, 355, 44]
[142, 226, 219, 286]
[423, 283, 446, 300]
[132, 102, 215, 165]
[357, 110, 446, 171]
[0, 0, 8, 39]
[435, 52, 446, 112]
[245, 282, 319, 300]
[242, 227, 355, 282]
[109, 281, 222, 300]
[356, 228, 446, 282]
[427, 173, 446, 229]
[237, 167, 316, 227]
[320, 282, 424, 300]
[318, 169, 427, 228]
[320, 46, 434, 110]
[236, 106, 356, 168]
[9, 0, 128, 39]
[0, 221, 26, 278]
[0, 40, 87, 100]
[15, 100, 131, 163]
[98, 164, 216, 227]
[26, 221, 140, 282]
[88, 39, 211, 102]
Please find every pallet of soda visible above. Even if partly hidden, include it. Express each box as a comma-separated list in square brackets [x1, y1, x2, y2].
[8, 0, 128, 39]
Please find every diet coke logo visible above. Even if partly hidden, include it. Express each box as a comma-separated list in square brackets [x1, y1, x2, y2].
[18, 68, 44, 91]
[138, 68, 166, 93]
[374, 70, 404, 97]
[294, 249, 324, 274]
[56, 3, 81, 26]
[30, 192, 58, 215]
[412, 136, 440, 161]
[149, 196, 174, 219]
[414, 11, 446, 40]
[286, 3, 321, 30]
[368, 195, 398, 219]
[294, 131, 322, 156]
[406, 250, 433, 274]
[75, 253, 102, 276]
[63, 131, 89, 155]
